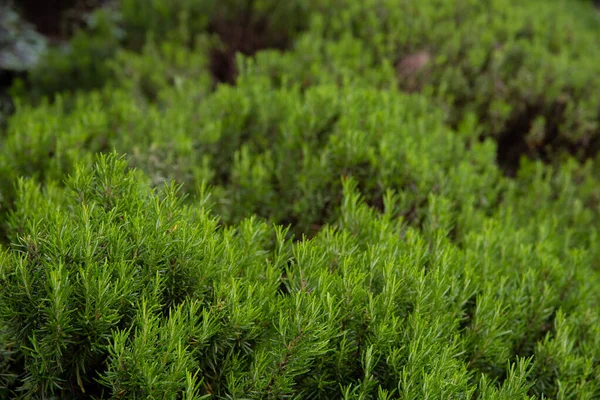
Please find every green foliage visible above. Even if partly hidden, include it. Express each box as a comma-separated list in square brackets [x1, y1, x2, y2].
[241, 0, 600, 160]
[17, 9, 123, 100]
[14, 0, 600, 160]
[1, 154, 599, 398]
[1, 0, 600, 398]
[1, 67, 502, 239]
[14, 0, 320, 100]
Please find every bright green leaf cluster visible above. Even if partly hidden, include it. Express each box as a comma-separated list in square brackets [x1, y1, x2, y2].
[1, 154, 599, 398]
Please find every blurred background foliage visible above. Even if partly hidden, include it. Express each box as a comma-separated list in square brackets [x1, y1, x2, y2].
[2, 0, 600, 165]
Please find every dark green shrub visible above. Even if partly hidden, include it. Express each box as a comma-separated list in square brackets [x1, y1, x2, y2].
[12, 0, 600, 166]
[241, 0, 600, 164]
[14, 0, 322, 99]
[11, 0, 600, 164]
[17, 9, 123, 100]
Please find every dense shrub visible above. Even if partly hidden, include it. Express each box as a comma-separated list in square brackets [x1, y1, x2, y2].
[12, 0, 600, 162]
[240, 0, 600, 166]
[1, 0, 600, 398]
[1, 71, 501, 238]
[14, 0, 320, 100]
[14, 0, 600, 157]
[1, 154, 598, 398]
[4, 51, 599, 239]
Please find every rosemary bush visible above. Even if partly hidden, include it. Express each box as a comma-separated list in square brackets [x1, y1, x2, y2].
[1, 154, 599, 398]
[16, 0, 600, 161]
[1, 68, 503, 238]
[242, 0, 600, 163]
[1, 0, 599, 398]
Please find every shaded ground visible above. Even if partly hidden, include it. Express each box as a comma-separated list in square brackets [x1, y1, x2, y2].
[208, 14, 291, 84]
[16, 0, 106, 39]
